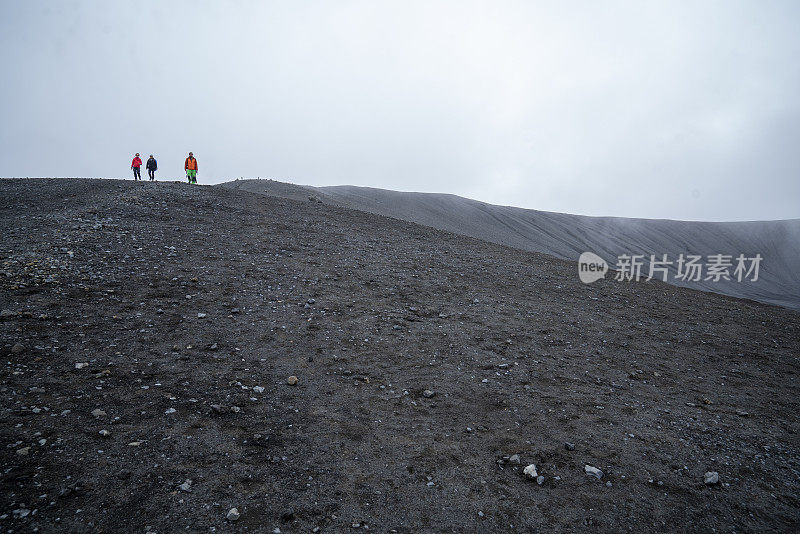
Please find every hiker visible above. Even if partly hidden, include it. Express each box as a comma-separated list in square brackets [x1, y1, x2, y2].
[131, 153, 142, 180]
[185, 152, 198, 184]
[146, 155, 158, 181]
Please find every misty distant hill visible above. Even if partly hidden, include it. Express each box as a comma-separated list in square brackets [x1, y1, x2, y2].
[221, 179, 800, 311]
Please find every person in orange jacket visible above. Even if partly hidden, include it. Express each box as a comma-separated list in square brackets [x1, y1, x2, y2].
[131, 153, 142, 180]
[185, 152, 198, 184]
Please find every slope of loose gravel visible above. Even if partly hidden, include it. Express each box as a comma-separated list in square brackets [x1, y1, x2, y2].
[222, 179, 800, 311]
[1, 178, 799, 533]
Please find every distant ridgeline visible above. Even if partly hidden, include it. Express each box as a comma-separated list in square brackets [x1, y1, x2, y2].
[221, 180, 800, 311]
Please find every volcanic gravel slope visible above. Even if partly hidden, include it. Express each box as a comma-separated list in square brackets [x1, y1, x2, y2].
[222, 179, 800, 311]
[1, 178, 799, 533]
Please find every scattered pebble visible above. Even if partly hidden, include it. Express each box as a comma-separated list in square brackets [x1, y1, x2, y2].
[75, 362, 89, 369]
[704, 471, 720, 485]
[253, 386, 265, 393]
[227, 507, 240, 521]
[11, 342, 26, 354]
[565, 442, 575, 451]
[584, 465, 604, 479]
[287, 375, 299, 386]
[523, 464, 538, 480]
[422, 389, 435, 398]
[99, 430, 111, 437]
[91, 408, 107, 418]
[16, 446, 30, 456]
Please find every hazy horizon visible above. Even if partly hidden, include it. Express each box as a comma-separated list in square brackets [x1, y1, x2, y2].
[2, 1, 799, 222]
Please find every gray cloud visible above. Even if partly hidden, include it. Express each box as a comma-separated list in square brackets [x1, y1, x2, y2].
[1, 0, 798, 221]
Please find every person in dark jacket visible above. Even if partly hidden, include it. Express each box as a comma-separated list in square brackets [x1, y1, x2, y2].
[146, 155, 157, 181]
[131, 153, 142, 180]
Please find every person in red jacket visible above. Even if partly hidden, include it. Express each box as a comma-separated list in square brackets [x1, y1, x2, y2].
[184, 152, 198, 184]
[131, 153, 142, 180]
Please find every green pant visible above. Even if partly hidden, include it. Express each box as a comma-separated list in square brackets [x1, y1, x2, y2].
[186, 169, 197, 183]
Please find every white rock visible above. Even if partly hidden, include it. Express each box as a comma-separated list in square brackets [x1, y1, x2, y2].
[253, 386, 265, 393]
[75, 362, 89, 369]
[197, 313, 207, 318]
[227, 508, 240, 521]
[584, 465, 604, 479]
[704, 471, 720, 485]
[165, 408, 176, 414]
[523, 464, 538, 479]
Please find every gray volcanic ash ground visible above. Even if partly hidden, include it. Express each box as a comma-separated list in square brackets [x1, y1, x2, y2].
[1, 178, 799, 533]
[223, 179, 800, 311]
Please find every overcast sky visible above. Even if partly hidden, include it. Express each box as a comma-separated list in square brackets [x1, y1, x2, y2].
[1, 1, 798, 221]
